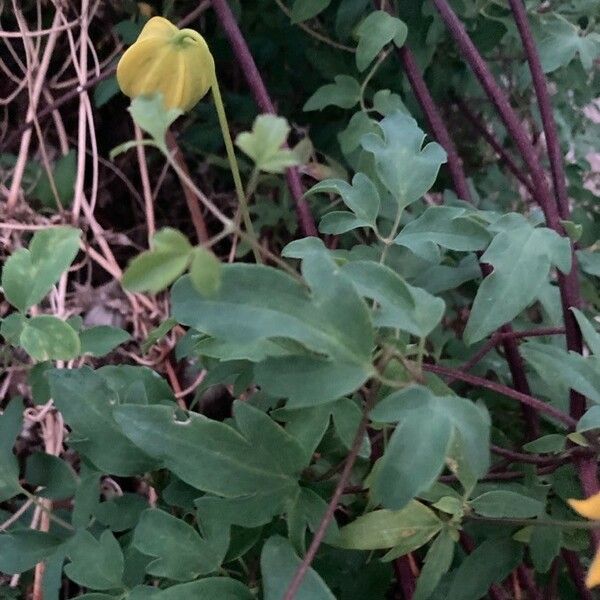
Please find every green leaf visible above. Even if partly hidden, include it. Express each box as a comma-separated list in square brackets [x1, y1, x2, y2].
[115, 400, 304, 498]
[291, 0, 332, 23]
[571, 308, 600, 355]
[154, 579, 254, 600]
[94, 494, 148, 532]
[370, 386, 489, 509]
[261, 536, 336, 600]
[65, 530, 124, 590]
[195, 489, 288, 531]
[331, 398, 370, 458]
[522, 434, 566, 453]
[534, 17, 600, 73]
[412, 254, 481, 295]
[307, 173, 380, 226]
[319, 211, 373, 234]
[470, 490, 543, 518]
[521, 342, 600, 404]
[25, 453, 77, 500]
[47, 367, 157, 476]
[128, 94, 183, 151]
[0, 530, 64, 574]
[336, 501, 442, 551]
[20, 316, 80, 361]
[0, 398, 24, 502]
[0, 313, 26, 346]
[413, 529, 455, 600]
[79, 326, 131, 357]
[361, 112, 446, 207]
[171, 257, 374, 371]
[576, 406, 600, 432]
[121, 228, 193, 293]
[235, 115, 300, 173]
[32, 150, 77, 209]
[255, 355, 370, 408]
[142, 318, 177, 353]
[94, 76, 120, 108]
[578, 249, 600, 277]
[188, 248, 222, 297]
[373, 89, 408, 116]
[304, 75, 361, 111]
[530, 524, 562, 574]
[560, 219, 583, 242]
[1, 226, 80, 311]
[97, 364, 176, 405]
[447, 538, 523, 600]
[356, 11, 407, 71]
[394, 206, 491, 259]
[341, 261, 445, 337]
[464, 225, 572, 344]
[273, 404, 332, 460]
[288, 488, 339, 553]
[133, 509, 218, 580]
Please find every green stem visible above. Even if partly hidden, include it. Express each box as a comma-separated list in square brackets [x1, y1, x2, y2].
[379, 204, 403, 265]
[359, 48, 392, 113]
[211, 77, 262, 263]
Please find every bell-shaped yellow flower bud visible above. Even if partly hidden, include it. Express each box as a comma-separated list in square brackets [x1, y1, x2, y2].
[117, 16, 215, 112]
[568, 492, 600, 521]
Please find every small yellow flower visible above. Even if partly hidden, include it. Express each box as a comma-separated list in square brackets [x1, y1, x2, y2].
[568, 492, 600, 588]
[117, 16, 215, 112]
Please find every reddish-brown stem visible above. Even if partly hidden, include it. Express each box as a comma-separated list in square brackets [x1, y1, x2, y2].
[498, 323, 539, 438]
[507, 0, 585, 419]
[507, 0, 569, 220]
[501, 327, 566, 340]
[546, 557, 560, 600]
[491, 444, 590, 466]
[517, 565, 542, 600]
[457, 327, 566, 374]
[431, 0, 586, 421]
[393, 556, 416, 599]
[423, 362, 577, 428]
[283, 403, 372, 599]
[430, 15, 594, 592]
[391, 35, 538, 436]
[562, 549, 595, 600]
[396, 45, 471, 203]
[457, 98, 535, 194]
[442, 463, 562, 483]
[430, 0, 559, 227]
[210, 0, 317, 237]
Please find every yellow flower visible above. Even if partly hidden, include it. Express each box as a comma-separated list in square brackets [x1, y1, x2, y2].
[117, 16, 215, 112]
[568, 492, 600, 588]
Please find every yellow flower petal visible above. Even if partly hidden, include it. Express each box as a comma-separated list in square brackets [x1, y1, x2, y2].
[568, 492, 600, 520]
[116, 16, 215, 112]
[586, 549, 600, 588]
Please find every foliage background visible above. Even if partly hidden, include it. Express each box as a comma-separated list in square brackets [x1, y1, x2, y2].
[1, 0, 600, 599]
